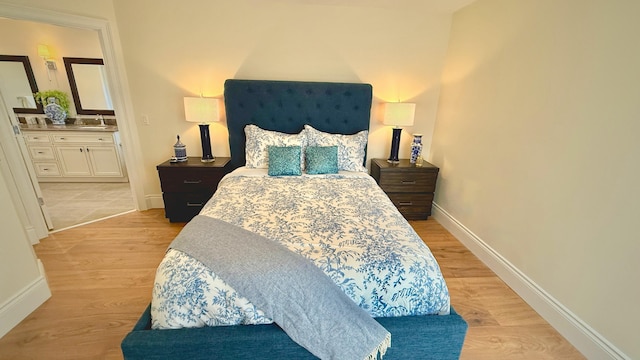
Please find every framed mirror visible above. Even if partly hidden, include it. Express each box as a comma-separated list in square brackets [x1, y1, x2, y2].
[63, 57, 115, 115]
[0, 55, 43, 114]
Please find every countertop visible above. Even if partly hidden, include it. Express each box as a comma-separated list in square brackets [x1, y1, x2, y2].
[20, 124, 119, 132]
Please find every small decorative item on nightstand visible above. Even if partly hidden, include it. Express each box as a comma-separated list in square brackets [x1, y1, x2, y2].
[173, 135, 187, 162]
[370, 158, 439, 220]
[410, 134, 422, 164]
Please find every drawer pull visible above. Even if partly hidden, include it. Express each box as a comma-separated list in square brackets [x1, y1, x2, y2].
[37, 151, 44, 154]
[183, 180, 203, 184]
[401, 181, 416, 185]
[186, 202, 204, 207]
[399, 201, 413, 206]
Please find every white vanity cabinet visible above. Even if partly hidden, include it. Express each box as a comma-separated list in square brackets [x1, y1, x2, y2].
[22, 129, 127, 182]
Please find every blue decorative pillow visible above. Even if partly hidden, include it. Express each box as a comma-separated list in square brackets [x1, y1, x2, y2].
[304, 125, 368, 172]
[306, 146, 339, 175]
[268, 146, 302, 176]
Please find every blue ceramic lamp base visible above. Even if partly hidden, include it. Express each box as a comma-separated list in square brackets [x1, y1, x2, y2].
[198, 124, 215, 162]
[387, 127, 402, 164]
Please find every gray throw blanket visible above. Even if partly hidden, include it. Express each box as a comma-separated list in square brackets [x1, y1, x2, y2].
[169, 215, 391, 360]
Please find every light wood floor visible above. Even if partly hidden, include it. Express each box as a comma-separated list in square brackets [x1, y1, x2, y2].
[0, 210, 585, 359]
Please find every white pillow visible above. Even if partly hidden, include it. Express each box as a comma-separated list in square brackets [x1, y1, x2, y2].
[304, 125, 368, 172]
[245, 125, 307, 169]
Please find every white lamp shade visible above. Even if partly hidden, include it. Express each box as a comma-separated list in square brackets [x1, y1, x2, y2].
[383, 102, 415, 127]
[184, 97, 220, 123]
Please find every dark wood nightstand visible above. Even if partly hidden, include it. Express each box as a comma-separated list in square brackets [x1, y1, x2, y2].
[157, 157, 231, 222]
[370, 158, 439, 220]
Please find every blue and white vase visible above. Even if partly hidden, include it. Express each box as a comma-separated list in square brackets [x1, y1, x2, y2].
[410, 134, 423, 164]
[44, 97, 67, 125]
[173, 135, 187, 162]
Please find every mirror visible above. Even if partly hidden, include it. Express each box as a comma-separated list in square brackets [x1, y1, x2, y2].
[63, 57, 115, 115]
[0, 55, 43, 114]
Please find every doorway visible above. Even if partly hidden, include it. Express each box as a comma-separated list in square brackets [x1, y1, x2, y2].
[1, 17, 136, 232]
[0, 4, 145, 240]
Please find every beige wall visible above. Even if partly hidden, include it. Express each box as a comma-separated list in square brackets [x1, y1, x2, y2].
[432, 0, 640, 358]
[2, 0, 456, 204]
[0, 18, 103, 117]
[111, 0, 454, 196]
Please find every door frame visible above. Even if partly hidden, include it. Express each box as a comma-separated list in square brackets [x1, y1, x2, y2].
[0, 2, 147, 241]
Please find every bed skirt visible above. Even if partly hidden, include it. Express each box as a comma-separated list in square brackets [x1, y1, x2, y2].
[121, 305, 467, 360]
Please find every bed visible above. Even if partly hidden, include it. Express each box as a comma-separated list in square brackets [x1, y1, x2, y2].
[121, 79, 467, 359]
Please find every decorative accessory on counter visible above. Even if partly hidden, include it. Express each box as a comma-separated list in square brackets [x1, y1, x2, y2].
[173, 135, 187, 162]
[34, 90, 70, 124]
[44, 97, 67, 124]
[184, 96, 219, 163]
[410, 133, 423, 164]
[383, 102, 415, 164]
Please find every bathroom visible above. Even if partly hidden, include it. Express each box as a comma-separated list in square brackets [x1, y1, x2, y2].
[0, 17, 134, 231]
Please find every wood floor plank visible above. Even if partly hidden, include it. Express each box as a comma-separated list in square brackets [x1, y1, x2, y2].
[0, 210, 585, 359]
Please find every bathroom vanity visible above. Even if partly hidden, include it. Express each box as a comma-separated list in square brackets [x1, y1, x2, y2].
[21, 125, 128, 182]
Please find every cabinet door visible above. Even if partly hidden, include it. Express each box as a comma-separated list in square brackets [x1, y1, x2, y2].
[56, 146, 92, 176]
[86, 146, 123, 177]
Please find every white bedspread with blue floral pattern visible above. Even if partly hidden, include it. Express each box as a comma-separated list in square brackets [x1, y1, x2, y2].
[151, 168, 450, 329]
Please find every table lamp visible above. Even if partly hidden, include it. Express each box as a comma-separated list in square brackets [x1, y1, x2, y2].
[383, 102, 415, 163]
[184, 96, 219, 162]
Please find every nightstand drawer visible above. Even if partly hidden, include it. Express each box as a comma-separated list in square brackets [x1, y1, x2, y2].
[388, 193, 434, 220]
[162, 192, 214, 222]
[378, 172, 437, 193]
[158, 169, 225, 193]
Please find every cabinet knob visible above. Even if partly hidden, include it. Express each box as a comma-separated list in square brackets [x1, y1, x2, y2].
[80, 148, 83, 152]
[183, 180, 203, 184]
[398, 202, 413, 206]
[401, 181, 416, 185]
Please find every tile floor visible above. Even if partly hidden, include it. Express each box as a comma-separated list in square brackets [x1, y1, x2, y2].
[39, 182, 135, 231]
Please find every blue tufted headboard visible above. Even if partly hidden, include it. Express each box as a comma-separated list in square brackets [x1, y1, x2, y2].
[224, 79, 373, 170]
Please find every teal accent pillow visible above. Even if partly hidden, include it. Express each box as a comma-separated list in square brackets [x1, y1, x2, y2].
[305, 146, 339, 175]
[268, 146, 302, 176]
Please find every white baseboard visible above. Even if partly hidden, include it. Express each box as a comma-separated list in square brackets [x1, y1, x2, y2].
[0, 260, 51, 339]
[432, 203, 630, 360]
[24, 225, 39, 245]
[145, 194, 165, 209]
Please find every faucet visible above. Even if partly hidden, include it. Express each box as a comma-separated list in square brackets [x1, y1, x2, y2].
[97, 114, 105, 126]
